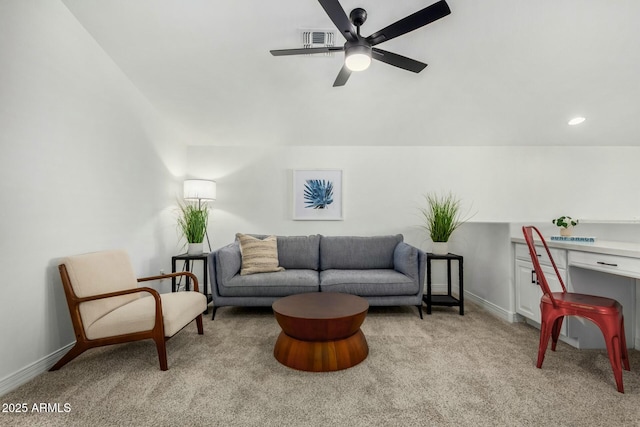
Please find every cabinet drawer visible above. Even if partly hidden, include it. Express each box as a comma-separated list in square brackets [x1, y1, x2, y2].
[568, 251, 640, 279]
[515, 243, 566, 268]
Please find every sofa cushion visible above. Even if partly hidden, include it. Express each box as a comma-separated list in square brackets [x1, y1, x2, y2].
[320, 235, 403, 270]
[219, 269, 319, 297]
[246, 234, 320, 270]
[319, 269, 418, 296]
[276, 235, 321, 270]
[237, 233, 284, 275]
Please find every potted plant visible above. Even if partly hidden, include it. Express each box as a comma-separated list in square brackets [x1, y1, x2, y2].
[419, 192, 469, 255]
[552, 215, 578, 236]
[177, 201, 209, 254]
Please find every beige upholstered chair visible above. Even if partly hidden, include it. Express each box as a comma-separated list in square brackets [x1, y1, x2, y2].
[51, 250, 207, 371]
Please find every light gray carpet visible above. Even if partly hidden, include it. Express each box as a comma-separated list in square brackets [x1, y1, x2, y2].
[2, 303, 639, 426]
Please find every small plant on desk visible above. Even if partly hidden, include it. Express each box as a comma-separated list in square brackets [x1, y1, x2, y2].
[552, 216, 578, 236]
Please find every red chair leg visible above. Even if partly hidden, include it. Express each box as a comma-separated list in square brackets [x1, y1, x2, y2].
[551, 316, 564, 351]
[620, 318, 630, 371]
[536, 318, 553, 369]
[605, 334, 624, 393]
[597, 318, 625, 393]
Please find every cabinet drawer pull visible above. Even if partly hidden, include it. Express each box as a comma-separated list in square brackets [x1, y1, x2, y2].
[531, 270, 539, 285]
[597, 261, 618, 267]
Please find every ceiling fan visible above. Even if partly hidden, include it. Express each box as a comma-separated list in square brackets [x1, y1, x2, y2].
[270, 0, 451, 87]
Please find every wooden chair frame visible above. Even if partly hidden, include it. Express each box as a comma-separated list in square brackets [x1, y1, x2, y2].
[51, 265, 204, 371]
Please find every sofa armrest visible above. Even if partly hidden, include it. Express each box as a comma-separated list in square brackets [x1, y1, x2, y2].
[394, 242, 418, 278]
[208, 241, 242, 297]
[394, 242, 426, 297]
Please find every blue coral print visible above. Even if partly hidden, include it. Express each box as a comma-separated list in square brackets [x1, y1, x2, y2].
[303, 179, 334, 209]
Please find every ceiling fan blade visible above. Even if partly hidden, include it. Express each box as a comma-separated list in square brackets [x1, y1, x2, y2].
[271, 46, 344, 56]
[366, 0, 451, 46]
[333, 65, 351, 87]
[318, 0, 357, 42]
[372, 48, 427, 73]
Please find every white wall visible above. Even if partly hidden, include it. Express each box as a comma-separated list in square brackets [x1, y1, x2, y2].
[0, 0, 186, 393]
[187, 145, 640, 319]
[188, 145, 640, 245]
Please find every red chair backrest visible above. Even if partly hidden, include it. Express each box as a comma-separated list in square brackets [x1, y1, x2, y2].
[522, 226, 567, 307]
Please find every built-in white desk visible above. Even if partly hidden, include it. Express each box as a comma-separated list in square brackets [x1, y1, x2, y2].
[511, 237, 640, 349]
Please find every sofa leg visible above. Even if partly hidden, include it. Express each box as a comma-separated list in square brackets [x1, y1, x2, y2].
[211, 306, 218, 320]
[417, 305, 424, 319]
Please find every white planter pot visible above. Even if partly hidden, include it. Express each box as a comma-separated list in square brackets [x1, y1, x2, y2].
[187, 242, 203, 255]
[432, 242, 449, 255]
[560, 227, 573, 237]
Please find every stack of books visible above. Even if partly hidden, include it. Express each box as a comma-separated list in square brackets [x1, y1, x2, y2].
[550, 235, 597, 243]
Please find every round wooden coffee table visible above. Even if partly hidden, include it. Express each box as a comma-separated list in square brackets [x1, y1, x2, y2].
[272, 292, 369, 372]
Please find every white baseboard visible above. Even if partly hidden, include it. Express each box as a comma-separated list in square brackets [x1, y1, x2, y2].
[0, 342, 74, 397]
[428, 284, 518, 323]
[464, 291, 519, 323]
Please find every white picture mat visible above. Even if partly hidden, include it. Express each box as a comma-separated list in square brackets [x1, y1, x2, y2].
[292, 169, 343, 220]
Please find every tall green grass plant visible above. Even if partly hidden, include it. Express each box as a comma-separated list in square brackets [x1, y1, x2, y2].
[177, 202, 209, 243]
[419, 192, 469, 242]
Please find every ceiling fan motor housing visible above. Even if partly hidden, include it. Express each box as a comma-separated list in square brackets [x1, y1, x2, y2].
[349, 8, 367, 27]
[345, 39, 371, 56]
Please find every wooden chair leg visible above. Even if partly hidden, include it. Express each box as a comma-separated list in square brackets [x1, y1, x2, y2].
[49, 342, 90, 371]
[154, 337, 168, 371]
[196, 314, 204, 334]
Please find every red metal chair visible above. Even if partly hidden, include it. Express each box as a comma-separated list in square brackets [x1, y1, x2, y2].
[522, 226, 630, 393]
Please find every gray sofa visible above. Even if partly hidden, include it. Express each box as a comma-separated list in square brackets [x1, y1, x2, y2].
[207, 234, 426, 319]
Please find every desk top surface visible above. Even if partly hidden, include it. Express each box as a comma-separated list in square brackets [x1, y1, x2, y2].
[511, 237, 640, 259]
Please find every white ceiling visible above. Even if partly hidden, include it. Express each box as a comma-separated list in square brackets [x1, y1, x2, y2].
[61, 0, 640, 147]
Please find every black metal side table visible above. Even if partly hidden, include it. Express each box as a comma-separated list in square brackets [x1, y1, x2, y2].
[171, 253, 212, 314]
[424, 252, 464, 315]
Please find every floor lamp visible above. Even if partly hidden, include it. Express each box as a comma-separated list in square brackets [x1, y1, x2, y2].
[183, 179, 216, 252]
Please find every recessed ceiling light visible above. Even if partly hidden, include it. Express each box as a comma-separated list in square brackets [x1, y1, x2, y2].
[568, 117, 586, 126]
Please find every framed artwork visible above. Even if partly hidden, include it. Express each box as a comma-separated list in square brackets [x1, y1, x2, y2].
[293, 169, 343, 221]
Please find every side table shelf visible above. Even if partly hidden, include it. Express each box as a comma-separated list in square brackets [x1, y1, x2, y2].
[424, 252, 464, 315]
[171, 253, 212, 314]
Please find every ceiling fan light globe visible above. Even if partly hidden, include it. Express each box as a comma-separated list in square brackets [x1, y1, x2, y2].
[345, 53, 371, 71]
[345, 43, 372, 72]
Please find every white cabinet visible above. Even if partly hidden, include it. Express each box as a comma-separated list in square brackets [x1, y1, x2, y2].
[514, 244, 567, 331]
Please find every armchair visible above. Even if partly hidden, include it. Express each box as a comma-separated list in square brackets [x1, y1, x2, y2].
[51, 250, 207, 371]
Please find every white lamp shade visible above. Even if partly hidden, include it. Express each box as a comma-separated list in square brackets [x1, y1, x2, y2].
[183, 179, 216, 201]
